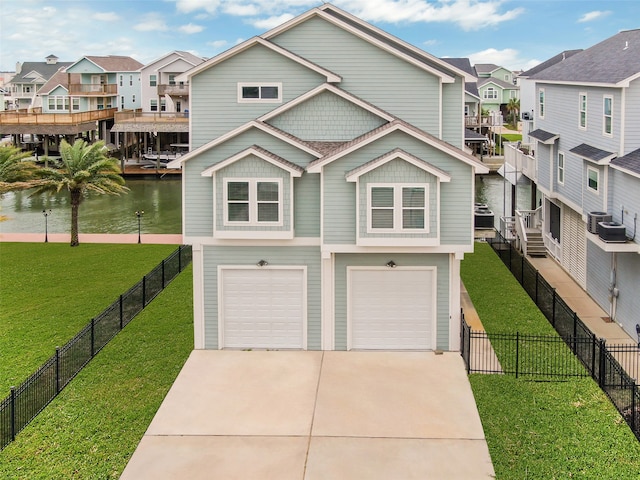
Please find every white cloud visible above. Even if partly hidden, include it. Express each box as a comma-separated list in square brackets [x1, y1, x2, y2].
[251, 14, 296, 30]
[423, 39, 439, 47]
[93, 12, 120, 22]
[179, 23, 205, 34]
[578, 10, 611, 23]
[134, 13, 169, 32]
[175, 0, 222, 14]
[468, 47, 538, 71]
[207, 40, 228, 49]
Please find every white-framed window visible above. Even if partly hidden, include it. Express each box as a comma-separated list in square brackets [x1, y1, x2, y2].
[587, 167, 599, 193]
[483, 87, 497, 99]
[224, 178, 283, 226]
[237, 83, 282, 103]
[149, 75, 157, 87]
[121, 96, 125, 109]
[504, 74, 510, 82]
[72, 98, 79, 111]
[132, 94, 135, 103]
[557, 152, 565, 185]
[603, 96, 613, 136]
[119, 75, 123, 87]
[367, 184, 428, 233]
[48, 96, 69, 111]
[579, 93, 587, 129]
[150, 99, 157, 111]
[538, 88, 545, 118]
[129, 75, 133, 86]
[168, 74, 176, 86]
[160, 98, 166, 112]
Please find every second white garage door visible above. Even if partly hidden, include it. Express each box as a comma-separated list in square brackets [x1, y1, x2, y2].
[220, 268, 306, 349]
[348, 268, 436, 350]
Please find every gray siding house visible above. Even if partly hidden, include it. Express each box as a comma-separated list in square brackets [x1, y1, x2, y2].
[510, 29, 640, 339]
[170, 4, 488, 351]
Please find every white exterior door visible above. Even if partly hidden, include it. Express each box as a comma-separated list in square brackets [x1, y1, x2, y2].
[220, 268, 306, 349]
[348, 268, 436, 350]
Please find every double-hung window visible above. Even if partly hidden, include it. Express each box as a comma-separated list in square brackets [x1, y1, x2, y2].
[579, 93, 587, 129]
[368, 184, 428, 233]
[538, 88, 545, 118]
[587, 167, 599, 193]
[149, 75, 157, 87]
[237, 83, 282, 103]
[150, 99, 158, 111]
[225, 179, 282, 225]
[603, 96, 613, 136]
[483, 87, 497, 100]
[557, 152, 565, 185]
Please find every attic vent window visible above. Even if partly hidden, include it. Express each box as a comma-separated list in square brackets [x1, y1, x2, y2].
[238, 83, 282, 103]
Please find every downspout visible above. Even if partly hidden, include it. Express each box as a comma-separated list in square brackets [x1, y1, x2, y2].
[609, 252, 619, 322]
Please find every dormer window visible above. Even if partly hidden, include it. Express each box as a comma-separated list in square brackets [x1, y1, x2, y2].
[238, 83, 282, 103]
[224, 179, 282, 225]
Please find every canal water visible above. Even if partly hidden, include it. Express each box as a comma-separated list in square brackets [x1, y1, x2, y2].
[0, 173, 530, 234]
[0, 177, 182, 234]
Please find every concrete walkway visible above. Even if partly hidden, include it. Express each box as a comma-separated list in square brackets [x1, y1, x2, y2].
[121, 351, 495, 480]
[527, 256, 635, 345]
[0, 232, 183, 244]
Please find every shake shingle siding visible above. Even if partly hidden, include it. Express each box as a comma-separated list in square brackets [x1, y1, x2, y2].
[190, 45, 326, 148]
[271, 17, 442, 134]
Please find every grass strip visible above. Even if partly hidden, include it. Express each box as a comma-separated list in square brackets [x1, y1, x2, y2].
[463, 243, 640, 478]
[0, 265, 193, 479]
[0, 243, 177, 393]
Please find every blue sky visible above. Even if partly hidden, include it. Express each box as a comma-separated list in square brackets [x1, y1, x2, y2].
[1, 0, 638, 72]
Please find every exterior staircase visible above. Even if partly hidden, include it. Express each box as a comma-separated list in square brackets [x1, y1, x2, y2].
[524, 229, 547, 257]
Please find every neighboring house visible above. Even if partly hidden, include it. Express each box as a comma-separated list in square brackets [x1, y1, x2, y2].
[112, 51, 206, 157]
[7, 55, 72, 110]
[505, 29, 640, 340]
[518, 49, 582, 142]
[474, 63, 519, 118]
[169, 3, 488, 352]
[64, 55, 143, 112]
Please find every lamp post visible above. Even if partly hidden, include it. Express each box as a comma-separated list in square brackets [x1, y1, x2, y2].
[135, 210, 144, 244]
[42, 209, 51, 243]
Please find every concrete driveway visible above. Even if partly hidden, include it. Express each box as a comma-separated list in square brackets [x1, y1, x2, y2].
[121, 351, 495, 479]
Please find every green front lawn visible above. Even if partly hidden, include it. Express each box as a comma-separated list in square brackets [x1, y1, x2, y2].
[0, 243, 177, 394]
[463, 243, 640, 479]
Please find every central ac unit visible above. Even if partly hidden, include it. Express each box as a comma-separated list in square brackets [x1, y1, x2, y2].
[587, 211, 612, 234]
[522, 112, 532, 121]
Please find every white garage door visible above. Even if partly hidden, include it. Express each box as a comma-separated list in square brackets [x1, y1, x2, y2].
[349, 268, 435, 350]
[220, 268, 305, 349]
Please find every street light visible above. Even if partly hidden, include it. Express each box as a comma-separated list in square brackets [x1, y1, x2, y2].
[42, 209, 51, 243]
[135, 210, 144, 244]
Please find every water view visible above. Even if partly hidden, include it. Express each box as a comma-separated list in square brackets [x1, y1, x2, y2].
[0, 177, 182, 234]
[0, 173, 530, 235]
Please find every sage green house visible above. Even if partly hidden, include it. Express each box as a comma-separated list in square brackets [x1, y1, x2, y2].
[170, 4, 488, 352]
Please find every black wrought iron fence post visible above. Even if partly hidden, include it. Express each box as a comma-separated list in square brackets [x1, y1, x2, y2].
[591, 334, 596, 377]
[573, 313, 578, 353]
[55, 347, 61, 394]
[90, 318, 95, 358]
[515, 332, 520, 378]
[599, 338, 606, 388]
[10, 387, 16, 442]
[552, 289, 557, 327]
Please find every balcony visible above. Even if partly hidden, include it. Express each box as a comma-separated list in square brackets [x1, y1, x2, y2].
[68, 83, 118, 96]
[157, 83, 188, 96]
[0, 108, 117, 126]
[465, 115, 502, 128]
[504, 142, 536, 182]
[112, 109, 189, 133]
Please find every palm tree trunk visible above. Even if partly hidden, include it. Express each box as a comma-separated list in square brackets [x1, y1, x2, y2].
[70, 189, 81, 247]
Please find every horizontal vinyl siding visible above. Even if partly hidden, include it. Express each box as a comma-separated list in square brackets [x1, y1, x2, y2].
[323, 131, 473, 245]
[537, 143, 552, 192]
[586, 242, 611, 319]
[623, 79, 640, 152]
[202, 245, 322, 349]
[268, 90, 387, 141]
[333, 253, 450, 350]
[190, 44, 325, 147]
[611, 170, 640, 227]
[294, 173, 321, 236]
[184, 129, 317, 237]
[582, 163, 606, 214]
[272, 16, 443, 134]
[441, 79, 464, 148]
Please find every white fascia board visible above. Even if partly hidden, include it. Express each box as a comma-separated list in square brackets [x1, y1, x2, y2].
[180, 36, 341, 83]
[201, 146, 304, 177]
[320, 244, 474, 254]
[534, 79, 620, 88]
[258, 83, 394, 123]
[308, 123, 489, 173]
[611, 163, 640, 179]
[66, 57, 104, 73]
[345, 150, 451, 182]
[183, 236, 321, 247]
[155, 57, 199, 72]
[168, 120, 320, 168]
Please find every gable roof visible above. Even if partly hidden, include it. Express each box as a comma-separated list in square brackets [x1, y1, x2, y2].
[611, 148, 640, 178]
[178, 36, 342, 83]
[67, 55, 144, 73]
[441, 58, 479, 98]
[519, 50, 582, 78]
[258, 83, 395, 123]
[143, 51, 205, 72]
[9, 61, 73, 85]
[530, 29, 640, 86]
[306, 119, 489, 173]
[201, 145, 305, 177]
[262, 4, 471, 83]
[474, 64, 501, 75]
[37, 69, 81, 95]
[345, 148, 452, 182]
[478, 77, 517, 90]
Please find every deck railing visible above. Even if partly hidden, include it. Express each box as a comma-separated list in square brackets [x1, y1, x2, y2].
[0, 108, 117, 125]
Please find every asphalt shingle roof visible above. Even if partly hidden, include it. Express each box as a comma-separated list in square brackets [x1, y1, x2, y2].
[9, 61, 73, 84]
[520, 50, 582, 77]
[529, 29, 640, 84]
[569, 143, 616, 163]
[529, 129, 559, 143]
[611, 148, 640, 175]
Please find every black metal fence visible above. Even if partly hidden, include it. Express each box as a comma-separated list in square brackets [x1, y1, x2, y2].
[475, 234, 640, 440]
[0, 245, 192, 451]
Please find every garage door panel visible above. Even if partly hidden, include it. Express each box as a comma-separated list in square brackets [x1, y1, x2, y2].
[221, 268, 305, 349]
[349, 269, 435, 350]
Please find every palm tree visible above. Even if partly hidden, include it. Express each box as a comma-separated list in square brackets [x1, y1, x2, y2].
[506, 98, 520, 128]
[0, 145, 39, 195]
[33, 139, 128, 246]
